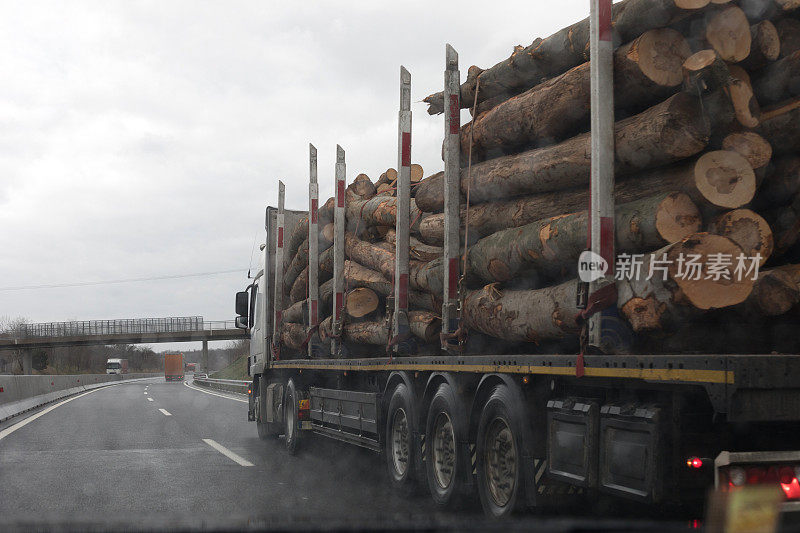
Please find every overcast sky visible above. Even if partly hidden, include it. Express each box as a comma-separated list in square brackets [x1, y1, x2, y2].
[0, 1, 589, 351]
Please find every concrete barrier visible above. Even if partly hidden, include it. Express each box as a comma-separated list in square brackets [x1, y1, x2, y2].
[0, 373, 160, 423]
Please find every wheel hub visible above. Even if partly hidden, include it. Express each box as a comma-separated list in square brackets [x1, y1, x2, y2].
[432, 412, 456, 490]
[485, 417, 516, 508]
[391, 408, 410, 477]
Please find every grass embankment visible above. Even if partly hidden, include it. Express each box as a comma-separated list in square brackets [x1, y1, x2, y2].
[210, 354, 249, 380]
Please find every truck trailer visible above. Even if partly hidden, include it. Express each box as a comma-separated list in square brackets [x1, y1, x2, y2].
[236, 1, 800, 520]
[164, 352, 184, 382]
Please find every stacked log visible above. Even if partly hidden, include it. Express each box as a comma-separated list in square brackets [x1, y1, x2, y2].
[276, 0, 800, 358]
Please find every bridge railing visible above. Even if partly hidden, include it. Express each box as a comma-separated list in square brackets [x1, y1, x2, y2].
[3, 317, 238, 339]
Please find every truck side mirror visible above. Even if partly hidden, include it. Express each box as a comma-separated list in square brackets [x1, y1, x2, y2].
[235, 291, 249, 318]
[235, 316, 248, 329]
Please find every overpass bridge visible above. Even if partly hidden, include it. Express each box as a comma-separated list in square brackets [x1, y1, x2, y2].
[0, 316, 247, 374]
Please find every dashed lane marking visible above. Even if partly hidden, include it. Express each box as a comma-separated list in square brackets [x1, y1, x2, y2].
[159, 409, 171, 416]
[147, 398, 154, 402]
[202, 438, 254, 467]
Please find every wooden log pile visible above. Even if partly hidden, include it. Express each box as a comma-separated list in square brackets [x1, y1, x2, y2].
[277, 0, 800, 357]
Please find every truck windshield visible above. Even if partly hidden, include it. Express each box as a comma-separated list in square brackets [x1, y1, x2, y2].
[106, 363, 120, 369]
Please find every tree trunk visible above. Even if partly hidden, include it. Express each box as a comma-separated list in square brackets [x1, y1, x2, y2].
[752, 155, 800, 210]
[462, 280, 580, 343]
[280, 322, 307, 353]
[467, 192, 701, 283]
[459, 29, 691, 163]
[707, 208, 774, 264]
[319, 311, 442, 346]
[289, 266, 308, 304]
[346, 287, 380, 320]
[683, 50, 732, 94]
[705, 6, 753, 63]
[739, 268, 800, 316]
[384, 228, 442, 261]
[422, 0, 713, 115]
[720, 131, 772, 171]
[285, 197, 334, 267]
[346, 173, 377, 204]
[617, 233, 754, 332]
[763, 192, 800, 255]
[753, 50, 800, 107]
[776, 18, 800, 58]
[740, 20, 781, 70]
[759, 96, 800, 155]
[415, 92, 710, 212]
[345, 195, 424, 231]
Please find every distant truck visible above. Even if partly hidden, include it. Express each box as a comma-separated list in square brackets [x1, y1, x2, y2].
[186, 362, 197, 373]
[164, 352, 184, 382]
[105, 358, 128, 375]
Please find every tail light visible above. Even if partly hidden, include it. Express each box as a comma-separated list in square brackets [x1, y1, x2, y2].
[297, 399, 310, 421]
[718, 460, 800, 501]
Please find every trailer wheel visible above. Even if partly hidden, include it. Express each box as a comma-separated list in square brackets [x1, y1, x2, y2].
[425, 382, 470, 507]
[284, 379, 300, 455]
[385, 383, 417, 492]
[476, 384, 524, 519]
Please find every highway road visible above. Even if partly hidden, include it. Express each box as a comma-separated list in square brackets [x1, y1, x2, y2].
[0, 376, 689, 531]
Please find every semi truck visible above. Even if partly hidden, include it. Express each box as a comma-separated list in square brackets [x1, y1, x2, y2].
[186, 362, 197, 373]
[235, 16, 800, 523]
[164, 352, 184, 382]
[105, 358, 128, 375]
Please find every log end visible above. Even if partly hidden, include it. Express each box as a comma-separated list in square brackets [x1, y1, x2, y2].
[694, 150, 756, 209]
[636, 28, 692, 88]
[751, 270, 800, 316]
[706, 6, 752, 63]
[721, 132, 772, 170]
[655, 192, 703, 244]
[709, 208, 774, 265]
[620, 296, 668, 332]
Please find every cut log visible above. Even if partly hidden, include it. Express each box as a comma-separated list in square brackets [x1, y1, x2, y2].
[284, 240, 308, 294]
[705, 6, 752, 62]
[702, 76, 761, 132]
[764, 192, 800, 254]
[415, 92, 710, 212]
[740, 20, 781, 70]
[346, 173, 377, 204]
[459, 29, 691, 163]
[617, 233, 754, 332]
[720, 131, 772, 170]
[345, 287, 380, 320]
[285, 197, 334, 265]
[410, 164, 424, 183]
[462, 281, 580, 343]
[752, 50, 800, 107]
[752, 155, 800, 210]
[740, 268, 800, 316]
[758, 96, 800, 154]
[683, 50, 731, 94]
[776, 18, 800, 57]
[319, 311, 441, 346]
[707, 208, 774, 264]
[289, 266, 308, 303]
[280, 322, 307, 353]
[384, 228, 443, 261]
[346, 195, 424, 231]
[467, 192, 701, 283]
[408, 311, 442, 344]
[376, 168, 397, 187]
[422, 0, 712, 115]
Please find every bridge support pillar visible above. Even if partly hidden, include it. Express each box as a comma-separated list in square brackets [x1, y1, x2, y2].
[202, 340, 209, 373]
[22, 350, 33, 375]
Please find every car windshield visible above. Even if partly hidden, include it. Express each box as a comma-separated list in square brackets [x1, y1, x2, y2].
[106, 363, 121, 369]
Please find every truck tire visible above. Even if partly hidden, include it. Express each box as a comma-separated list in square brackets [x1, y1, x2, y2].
[385, 383, 417, 493]
[425, 382, 471, 507]
[284, 379, 301, 455]
[476, 384, 525, 519]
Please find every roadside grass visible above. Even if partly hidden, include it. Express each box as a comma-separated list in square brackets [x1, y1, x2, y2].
[210, 354, 249, 380]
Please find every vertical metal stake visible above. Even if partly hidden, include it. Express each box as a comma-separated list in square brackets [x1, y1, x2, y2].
[393, 66, 412, 352]
[442, 44, 461, 350]
[308, 144, 320, 358]
[588, 0, 615, 351]
[332, 146, 346, 357]
[273, 181, 286, 356]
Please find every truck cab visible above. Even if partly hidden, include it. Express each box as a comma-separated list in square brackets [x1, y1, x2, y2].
[106, 358, 127, 375]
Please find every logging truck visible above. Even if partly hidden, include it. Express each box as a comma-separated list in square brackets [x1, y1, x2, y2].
[236, 0, 800, 520]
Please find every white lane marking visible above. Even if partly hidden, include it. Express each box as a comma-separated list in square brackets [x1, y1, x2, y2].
[0, 379, 158, 442]
[158, 409, 172, 416]
[147, 398, 154, 402]
[202, 438, 254, 467]
[183, 380, 247, 403]
[143, 392, 148, 395]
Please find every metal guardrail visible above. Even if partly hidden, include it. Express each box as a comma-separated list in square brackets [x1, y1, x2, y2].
[2, 317, 237, 339]
[193, 376, 249, 395]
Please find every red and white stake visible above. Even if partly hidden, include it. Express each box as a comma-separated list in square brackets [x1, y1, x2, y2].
[273, 180, 286, 357]
[332, 145, 346, 356]
[393, 66, 412, 349]
[308, 144, 319, 357]
[588, 0, 616, 351]
[442, 44, 461, 350]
